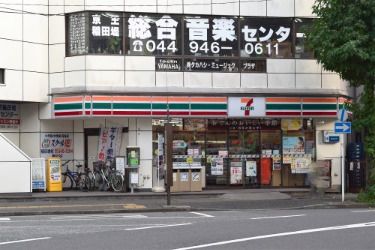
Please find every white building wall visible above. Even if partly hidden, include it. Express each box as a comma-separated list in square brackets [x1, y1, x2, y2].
[316, 119, 343, 191]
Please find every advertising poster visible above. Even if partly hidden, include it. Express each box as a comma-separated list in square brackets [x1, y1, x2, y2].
[246, 161, 257, 177]
[0, 103, 20, 129]
[32, 158, 46, 191]
[282, 136, 305, 154]
[41, 133, 74, 160]
[211, 158, 224, 175]
[230, 166, 242, 184]
[281, 119, 303, 131]
[97, 128, 122, 162]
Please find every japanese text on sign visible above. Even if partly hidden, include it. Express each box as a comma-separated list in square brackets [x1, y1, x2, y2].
[127, 14, 181, 55]
[40, 133, 74, 160]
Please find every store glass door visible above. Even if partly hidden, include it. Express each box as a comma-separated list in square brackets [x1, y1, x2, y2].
[228, 130, 260, 187]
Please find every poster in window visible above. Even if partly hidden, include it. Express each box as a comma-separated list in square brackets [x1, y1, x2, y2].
[211, 158, 224, 175]
[184, 16, 238, 57]
[230, 166, 242, 184]
[283, 136, 305, 154]
[240, 17, 293, 58]
[246, 161, 257, 177]
[89, 12, 123, 54]
[126, 14, 182, 56]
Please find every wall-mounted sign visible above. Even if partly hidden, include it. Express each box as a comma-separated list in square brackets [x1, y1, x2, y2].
[156, 58, 182, 71]
[281, 119, 303, 131]
[41, 133, 74, 160]
[0, 103, 20, 129]
[68, 12, 301, 61]
[240, 59, 267, 73]
[228, 97, 266, 117]
[207, 118, 280, 130]
[185, 58, 238, 72]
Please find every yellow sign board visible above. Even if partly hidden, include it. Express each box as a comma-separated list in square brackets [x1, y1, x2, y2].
[46, 157, 62, 192]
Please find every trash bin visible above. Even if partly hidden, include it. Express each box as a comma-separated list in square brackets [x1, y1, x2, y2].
[190, 167, 202, 192]
[171, 168, 179, 192]
[179, 169, 190, 192]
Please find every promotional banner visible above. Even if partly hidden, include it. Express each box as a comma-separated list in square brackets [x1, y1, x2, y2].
[97, 128, 123, 162]
[41, 133, 74, 160]
[228, 97, 266, 117]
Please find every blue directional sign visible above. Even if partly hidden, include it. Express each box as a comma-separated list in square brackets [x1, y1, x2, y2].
[334, 121, 352, 134]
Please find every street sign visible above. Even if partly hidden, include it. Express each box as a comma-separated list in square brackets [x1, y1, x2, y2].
[334, 121, 352, 134]
[338, 109, 348, 122]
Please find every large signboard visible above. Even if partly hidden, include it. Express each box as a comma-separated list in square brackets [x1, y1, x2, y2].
[41, 133, 74, 160]
[67, 12, 302, 72]
[0, 103, 20, 129]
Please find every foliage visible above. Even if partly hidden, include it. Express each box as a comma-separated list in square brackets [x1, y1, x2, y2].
[357, 185, 375, 205]
[306, 0, 375, 188]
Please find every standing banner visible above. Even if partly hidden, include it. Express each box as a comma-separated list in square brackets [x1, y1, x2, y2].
[97, 128, 123, 162]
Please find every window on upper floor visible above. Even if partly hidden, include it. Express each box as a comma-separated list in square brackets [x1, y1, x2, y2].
[294, 18, 315, 59]
[0, 69, 4, 85]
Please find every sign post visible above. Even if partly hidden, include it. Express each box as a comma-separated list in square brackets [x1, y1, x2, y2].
[334, 109, 351, 203]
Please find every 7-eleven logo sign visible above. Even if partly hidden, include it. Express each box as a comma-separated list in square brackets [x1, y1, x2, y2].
[228, 97, 266, 118]
[240, 98, 254, 116]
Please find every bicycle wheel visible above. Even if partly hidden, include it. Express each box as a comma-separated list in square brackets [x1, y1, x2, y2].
[110, 172, 124, 192]
[62, 174, 73, 190]
[93, 172, 103, 190]
[87, 171, 96, 191]
[79, 174, 90, 192]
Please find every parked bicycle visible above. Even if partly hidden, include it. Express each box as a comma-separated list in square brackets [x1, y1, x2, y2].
[61, 161, 91, 191]
[93, 160, 124, 192]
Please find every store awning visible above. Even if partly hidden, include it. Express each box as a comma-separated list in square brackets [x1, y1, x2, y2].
[52, 95, 349, 119]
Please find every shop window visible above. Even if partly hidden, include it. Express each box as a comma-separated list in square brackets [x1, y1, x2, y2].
[0, 69, 4, 85]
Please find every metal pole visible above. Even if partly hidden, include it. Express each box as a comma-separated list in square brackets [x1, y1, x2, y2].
[341, 134, 345, 203]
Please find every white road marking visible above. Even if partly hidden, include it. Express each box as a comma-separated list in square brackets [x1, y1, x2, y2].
[0, 218, 10, 221]
[125, 222, 192, 231]
[250, 214, 306, 220]
[0, 237, 51, 246]
[351, 210, 375, 213]
[172, 221, 375, 250]
[190, 212, 214, 218]
[122, 215, 148, 218]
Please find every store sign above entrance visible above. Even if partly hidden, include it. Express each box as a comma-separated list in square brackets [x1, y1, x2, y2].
[228, 97, 266, 117]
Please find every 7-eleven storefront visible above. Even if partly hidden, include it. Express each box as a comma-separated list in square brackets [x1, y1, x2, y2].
[53, 95, 347, 190]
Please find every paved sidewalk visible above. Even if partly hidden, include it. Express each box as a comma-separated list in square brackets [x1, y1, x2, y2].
[0, 188, 369, 216]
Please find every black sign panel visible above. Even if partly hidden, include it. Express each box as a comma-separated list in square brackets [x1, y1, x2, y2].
[240, 18, 293, 58]
[68, 12, 88, 56]
[185, 58, 239, 72]
[89, 12, 123, 54]
[241, 59, 266, 73]
[155, 58, 182, 71]
[125, 14, 182, 56]
[184, 16, 238, 57]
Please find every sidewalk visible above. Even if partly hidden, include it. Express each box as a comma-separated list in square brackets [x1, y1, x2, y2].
[0, 188, 369, 216]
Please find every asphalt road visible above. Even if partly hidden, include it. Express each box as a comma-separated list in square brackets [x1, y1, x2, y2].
[1, 208, 375, 250]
